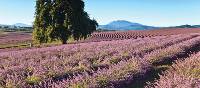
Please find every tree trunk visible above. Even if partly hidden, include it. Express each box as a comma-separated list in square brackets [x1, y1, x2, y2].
[62, 40, 67, 44]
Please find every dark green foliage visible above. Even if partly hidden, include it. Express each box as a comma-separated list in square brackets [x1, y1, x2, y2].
[174, 24, 197, 28]
[33, 0, 52, 43]
[33, 0, 98, 44]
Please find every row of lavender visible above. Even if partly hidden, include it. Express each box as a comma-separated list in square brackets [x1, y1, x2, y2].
[148, 52, 200, 88]
[52, 34, 200, 88]
[0, 33, 200, 87]
[87, 28, 200, 42]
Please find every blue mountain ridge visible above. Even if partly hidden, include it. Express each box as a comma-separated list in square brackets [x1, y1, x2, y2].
[98, 20, 157, 30]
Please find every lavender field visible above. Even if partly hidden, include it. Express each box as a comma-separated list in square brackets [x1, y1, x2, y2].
[0, 32, 200, 88]
[0, 32, 32, 45]
[0, 32, 32, 52]
[1, 0, 200, 88]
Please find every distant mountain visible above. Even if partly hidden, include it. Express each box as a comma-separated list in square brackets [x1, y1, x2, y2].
[13, 23, 32, 27]
[0, 23, 32, 28]
[0, 23, 33, 31]
[98, 20, 157, 30]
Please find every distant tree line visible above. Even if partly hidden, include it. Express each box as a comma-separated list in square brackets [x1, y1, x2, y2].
[172, 24, 200, 28]
[0, 26, 33, 32]
[33, 0, 98, 44]
[96, 28, 117, 32]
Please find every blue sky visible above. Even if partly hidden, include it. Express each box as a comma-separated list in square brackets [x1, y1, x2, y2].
[0, 0, 35, 25]
[0, 0, 200, 26]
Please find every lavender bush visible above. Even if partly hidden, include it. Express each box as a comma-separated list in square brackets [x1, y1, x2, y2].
[147, 52, 200, 88]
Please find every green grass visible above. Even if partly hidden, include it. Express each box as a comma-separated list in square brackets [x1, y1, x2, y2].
[0, 43, 31, 49]
[0, 41, 62, 50]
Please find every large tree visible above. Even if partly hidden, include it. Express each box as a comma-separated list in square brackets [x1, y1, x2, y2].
[33, 0, 98, 44]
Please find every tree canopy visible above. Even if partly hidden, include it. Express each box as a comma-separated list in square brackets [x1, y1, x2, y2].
[33, 0, 98, 44]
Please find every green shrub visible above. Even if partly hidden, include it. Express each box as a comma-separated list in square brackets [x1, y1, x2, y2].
[25, 76, 41, 85]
